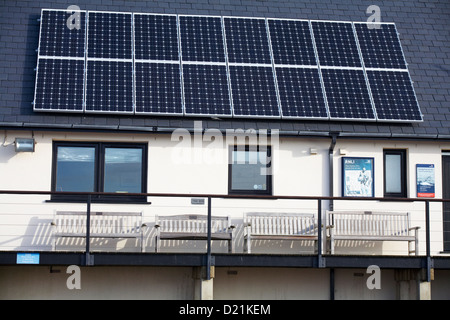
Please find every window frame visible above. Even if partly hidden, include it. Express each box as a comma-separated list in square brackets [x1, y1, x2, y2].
[228, 145, 273, 196]
[383, 149, 407, 198]
[51, 141, 148, 203]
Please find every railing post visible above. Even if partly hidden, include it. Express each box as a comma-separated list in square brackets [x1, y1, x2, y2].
[317, 199, 325, 268]
[85, 194, 92, 266]
[206, 196, 212, 280]
[425, 200, 431, 282]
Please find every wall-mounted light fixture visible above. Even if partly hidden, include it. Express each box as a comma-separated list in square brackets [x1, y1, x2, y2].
[15, 138, 35, 152]
[309, 148, 318, 155]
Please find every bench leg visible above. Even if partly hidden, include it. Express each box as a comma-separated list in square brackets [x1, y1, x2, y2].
[155, 235, 160, 253]
[244, 235, 251, 254]
[228, 236, 235, 254]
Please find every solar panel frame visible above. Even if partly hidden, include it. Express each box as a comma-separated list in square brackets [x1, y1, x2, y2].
[84, 11, 134, 114]
[134, 13, 179, 62]
[267, 18, 317, 67]
[38, 9, 87, 58]
[267, 18, 329, 120]
[311, 20, 362, 68]
[321, 68, 376, 121]
[182, 64, 232, 117]
[177, 15, 234, 118]
[353, 22, 423, 122]
[353, 22, 408, 70]
[133, 13, 184, 116]
[223, 16, 273, 65]
[229, 65, 281, 119]
[34, 57, 86, 112]
[179, 15, 226, 63]
[33, 9, 87, 113]
[134, 61, 183, 115]
[84, 60, 134, 114]
[367, 69, 423, 122]
[86, 11, 133, 60]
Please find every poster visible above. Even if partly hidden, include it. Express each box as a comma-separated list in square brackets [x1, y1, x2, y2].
[342, 157, 374, 197]
[416, 164, 435, 198]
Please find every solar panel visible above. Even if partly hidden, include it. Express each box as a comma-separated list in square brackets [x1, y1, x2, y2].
[321, 69, 375, 120]
[34, 10, 423, 123]
[135, 62, 183, 115]
[87, 12, 132, 59]
[224, 17, 271, 64]
[276, 67, 328, 119]
[183, 64, 231, 116]
[39, 9, 86, 58]
[268, 19, 316, 66]
[312, 21, 361, 68]
[34, 58, 85, 112]
[354, 23, 407, 70]
[180, 16, 226, 63]
[85, 60, 133, 113]
[134, 14, 179, 61]
[367, 70, 422, 121]
[230, 66, 280, 117]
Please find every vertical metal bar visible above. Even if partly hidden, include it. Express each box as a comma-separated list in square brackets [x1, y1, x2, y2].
[317, 199, 324, 268]
[86, 194, 91, 263]
[425, 200, 431, 282]
[206, 196, 212, 280]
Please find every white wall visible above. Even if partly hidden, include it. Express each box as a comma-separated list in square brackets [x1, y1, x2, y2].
[0, 130, 449, 255]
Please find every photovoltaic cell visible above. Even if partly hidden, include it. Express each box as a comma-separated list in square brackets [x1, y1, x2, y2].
[134, 14, 179, 61]
[183, 64, 231, 116]
[224, 18, 271, 64]
[230, 66, 279, 117]
[312, 21, 361, 67]
[39, 10, 86, 58]
[321, 69, 375, 120]
[34, 59, 85, 111]
[367, 70, 422, 121]
[355, 23, 407, 70]
[268, 19, 316, 66]
[180, 16, 225, 63]
[135, 62, 182, 114]
[87, 12, 132, 59]
[85, 60, 133, 113]
[276, 67, 327, 118]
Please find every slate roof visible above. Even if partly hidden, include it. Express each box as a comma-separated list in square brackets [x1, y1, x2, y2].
[1, 0, 449, 139]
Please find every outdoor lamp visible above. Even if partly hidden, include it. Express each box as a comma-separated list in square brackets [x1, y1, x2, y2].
[15, 138, 35, 152]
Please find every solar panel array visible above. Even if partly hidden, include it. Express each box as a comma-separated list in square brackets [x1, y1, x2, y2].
[34, 9, 423, 123]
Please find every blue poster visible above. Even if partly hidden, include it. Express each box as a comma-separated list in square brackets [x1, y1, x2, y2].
[342, 157, 374, 197]
[416, 164, 435, 198]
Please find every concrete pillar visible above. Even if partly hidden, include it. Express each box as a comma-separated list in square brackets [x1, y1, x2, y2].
[395, 269, 433, 300]
[193, 266, 214, 300]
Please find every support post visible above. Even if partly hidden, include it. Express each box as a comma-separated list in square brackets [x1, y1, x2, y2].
[206, 196, 212, 280]
[85, 194, 93, 266]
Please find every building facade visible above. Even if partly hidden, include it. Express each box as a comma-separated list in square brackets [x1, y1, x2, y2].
[0, 0, 450, 300]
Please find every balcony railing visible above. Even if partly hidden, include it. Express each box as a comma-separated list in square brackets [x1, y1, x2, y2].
[0, 190, 448, 280]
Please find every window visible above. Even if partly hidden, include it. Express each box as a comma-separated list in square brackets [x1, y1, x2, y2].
[52, 142, 147, 202]
[383, 149, 407, 198]
[228, 145, 272, 195]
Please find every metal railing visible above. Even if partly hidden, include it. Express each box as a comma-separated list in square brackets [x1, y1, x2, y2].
[0, 190, 448, 281]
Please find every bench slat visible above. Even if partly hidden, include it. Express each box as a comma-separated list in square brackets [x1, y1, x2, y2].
[52, 211, 144, 252]
[327, 211, 419, 255]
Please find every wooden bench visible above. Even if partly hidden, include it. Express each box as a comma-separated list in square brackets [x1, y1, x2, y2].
[154, 214, 235, 253]
[51, 211, 145, 252]
[243, 212, 319, 254]
[327, 211, 420, 255]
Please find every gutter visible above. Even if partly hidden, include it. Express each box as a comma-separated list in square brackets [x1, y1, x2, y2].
[1, 122, 450, 141]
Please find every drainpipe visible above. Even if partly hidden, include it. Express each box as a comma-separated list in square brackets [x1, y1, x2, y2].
[328, 133, 338, 211]
[328, 132, 338, 301]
